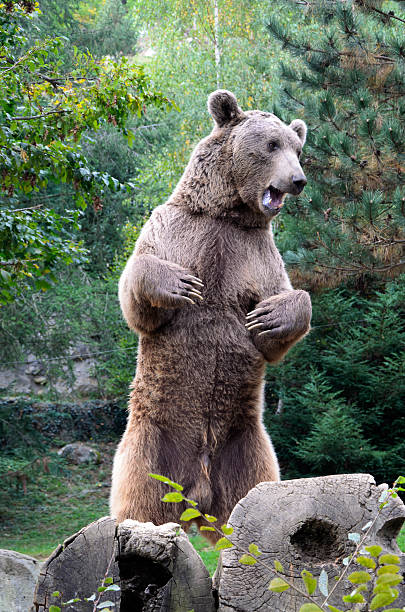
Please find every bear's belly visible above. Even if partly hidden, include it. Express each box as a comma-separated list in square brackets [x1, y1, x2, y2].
[129, 311, 265, 437]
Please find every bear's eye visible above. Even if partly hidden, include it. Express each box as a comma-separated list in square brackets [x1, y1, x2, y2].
[268, 142, 278, 153]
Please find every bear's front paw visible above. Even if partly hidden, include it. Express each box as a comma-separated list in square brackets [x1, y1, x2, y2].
[141, 262, 205, 309]
[245, 290, 311, 342]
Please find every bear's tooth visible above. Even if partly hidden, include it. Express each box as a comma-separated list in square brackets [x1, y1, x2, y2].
[262, 189, 271, 207]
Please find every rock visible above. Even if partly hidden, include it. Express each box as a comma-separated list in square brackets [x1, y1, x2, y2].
[0, 343, 98, 397]
[0, 549, 42, 612]
[71, 359, 98, 395]
[215, 473, 405, 611]
[34, 517, 216, 612]
[57, 442, 99, 464]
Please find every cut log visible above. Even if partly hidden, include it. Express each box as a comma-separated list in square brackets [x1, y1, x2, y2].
[34, 517, 216, 612]
[33, 516, 119, 612]
[215, 473, 405, 611]
[118, 520, 215, 611]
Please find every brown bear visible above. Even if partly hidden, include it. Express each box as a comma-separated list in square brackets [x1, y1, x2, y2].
[110, 90, 312, 536]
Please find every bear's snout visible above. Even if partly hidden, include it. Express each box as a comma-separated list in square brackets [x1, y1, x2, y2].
[291, 172, 307, 194]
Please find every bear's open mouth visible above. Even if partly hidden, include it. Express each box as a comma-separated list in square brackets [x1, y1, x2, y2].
[262, 186, 286, 213]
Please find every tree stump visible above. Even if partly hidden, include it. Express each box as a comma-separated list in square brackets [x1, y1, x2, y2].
[215, 473, 405, 611]
[33, 516, 119, 612]
[33, 517, 216, 612]
[117, 520, 215, 611]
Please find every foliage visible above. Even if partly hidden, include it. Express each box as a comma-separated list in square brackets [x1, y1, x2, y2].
[265, 0, 405, 288]
[78, 0, 139, 59]
[265, 276, 405, 484]
[152, 473, 405, 611]
[0, 1, 171, 302]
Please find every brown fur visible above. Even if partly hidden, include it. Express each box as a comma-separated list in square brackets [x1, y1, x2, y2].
[110, 90, 312, 536]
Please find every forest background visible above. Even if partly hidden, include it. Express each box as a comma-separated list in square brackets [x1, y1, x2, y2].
[0, 0, 404, 561]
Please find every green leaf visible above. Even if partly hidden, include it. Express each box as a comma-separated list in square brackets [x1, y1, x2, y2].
[180, 508, 201, 521]
[356, 556, 376, 569]
[348, 571, 371, 584]
[370, 592, 396, 610]
[162, 492, 184, 502]
[274, 560, 284, 573]
[377, 565, 400, 575]
[373, 583, 396, 595]
[104, 578, 113, 585]
[301, 570, 317, 595]
[98, 586, 107, 592]
[221, 525, 234, 535]
[379, 554, 400, 565]
[215, 537, 233, 551]
[327, 606, 343, 612]
[239, 554, 257, 565]
[148, 473, 183, 491]
[51, 592, 61, 597]
[343, 592, 365, 603]
[268, 577, 290, 593]
[204, 514, 217, 523]
[365, 545, 383, 557]
[394, 476, 405, 484]
[200, 526, 215, 532]
[49, 607, 61, 612]
[376, 573, 402, 587]
[299, 605, 323, 612]
[248, 543, 261, 556]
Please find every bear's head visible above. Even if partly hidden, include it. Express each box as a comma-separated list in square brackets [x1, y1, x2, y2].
[209, 90, 307, 219]
[170, 90, 307, 226]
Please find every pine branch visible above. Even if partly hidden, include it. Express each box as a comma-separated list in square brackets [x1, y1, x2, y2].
[367, 4, 405, 25]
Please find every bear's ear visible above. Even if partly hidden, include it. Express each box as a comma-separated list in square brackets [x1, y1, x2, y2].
[208, 90, 245, 127]
[289, 119, 307, 145]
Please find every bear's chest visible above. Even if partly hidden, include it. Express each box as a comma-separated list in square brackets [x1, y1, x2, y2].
[160, 213, 278, 312]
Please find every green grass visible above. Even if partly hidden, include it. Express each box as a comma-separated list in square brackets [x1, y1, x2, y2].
[398, 527, 405, 552]
[0, 442, 220, 572]
[188, 529, 220, 576]
[0, 444, 113, 559]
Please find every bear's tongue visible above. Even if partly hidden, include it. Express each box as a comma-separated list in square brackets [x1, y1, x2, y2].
[262, 187, 284, 211]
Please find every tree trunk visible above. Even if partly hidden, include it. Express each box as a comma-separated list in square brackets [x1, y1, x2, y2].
[215, 473, 405, 611]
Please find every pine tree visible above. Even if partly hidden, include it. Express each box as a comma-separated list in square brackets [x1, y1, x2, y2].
[264, 279, 405, 483]
[266, 0, 405, 290]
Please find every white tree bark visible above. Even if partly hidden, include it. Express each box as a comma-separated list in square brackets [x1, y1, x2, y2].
[214, 0, 221, 88]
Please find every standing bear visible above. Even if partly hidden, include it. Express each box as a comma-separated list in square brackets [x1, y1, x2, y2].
[110, 90, 312, 533]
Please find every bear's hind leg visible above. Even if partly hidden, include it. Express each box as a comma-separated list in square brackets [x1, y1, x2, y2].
[110, 423, 167, 524]
[207, 425, 279, 531]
